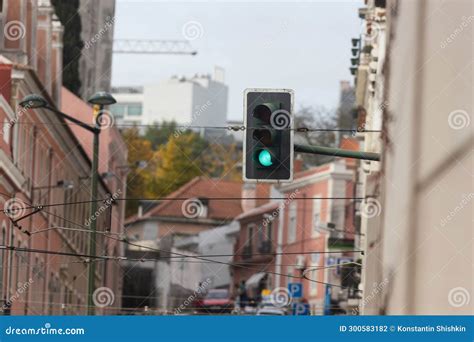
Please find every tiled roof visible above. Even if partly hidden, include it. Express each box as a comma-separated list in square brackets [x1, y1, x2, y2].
[126, 177, 243, 224]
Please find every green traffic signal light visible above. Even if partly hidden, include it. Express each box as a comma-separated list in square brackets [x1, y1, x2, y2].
[258, 149, 273, 167]
[243, 89, 294, 182]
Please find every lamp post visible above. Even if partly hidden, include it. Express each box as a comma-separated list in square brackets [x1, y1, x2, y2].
[19, 91, 116, 315]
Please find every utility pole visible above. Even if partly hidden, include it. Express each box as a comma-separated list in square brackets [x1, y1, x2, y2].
[86, 92, 117, 315]
[86, 105, 101, 315]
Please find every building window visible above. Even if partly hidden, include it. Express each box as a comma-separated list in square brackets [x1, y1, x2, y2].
[111, 103, 142, 118]
[265, 221, 272, 241]
[127, 104, 142, 116]
[111, 104, 125, 118]
[247, 224, 255, 251]
[288, 202, 297, 243]
[312, 197, 322, 236]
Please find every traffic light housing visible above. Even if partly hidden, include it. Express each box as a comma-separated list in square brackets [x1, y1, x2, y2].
[243, 88, 294, 183]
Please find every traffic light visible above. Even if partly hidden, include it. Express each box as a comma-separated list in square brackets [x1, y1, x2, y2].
[243, 88, 294, 182]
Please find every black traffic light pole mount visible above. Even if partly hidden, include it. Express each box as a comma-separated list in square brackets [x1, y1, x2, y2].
[294, 144, 380, 162]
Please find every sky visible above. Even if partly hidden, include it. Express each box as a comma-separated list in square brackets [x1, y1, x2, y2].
[112, 0, 363, 121]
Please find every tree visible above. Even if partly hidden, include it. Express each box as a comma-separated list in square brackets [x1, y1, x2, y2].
[149, 132, 209, 197]
[122, 126, 243, 217]
[52, 0, 83, 95]
[121, 128, 154, 217]
[144, 121, 178, 150]
[203, 142, 242, 181]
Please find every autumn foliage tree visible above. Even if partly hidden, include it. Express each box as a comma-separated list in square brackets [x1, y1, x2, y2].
[121, 128, 154, 216]
[122, 123, 241, 217]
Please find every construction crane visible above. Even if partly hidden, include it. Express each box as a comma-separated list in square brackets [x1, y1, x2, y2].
[113, 39, 197, 55]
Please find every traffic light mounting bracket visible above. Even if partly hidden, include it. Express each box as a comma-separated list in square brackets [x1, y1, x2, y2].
[294, 144, 380, 161]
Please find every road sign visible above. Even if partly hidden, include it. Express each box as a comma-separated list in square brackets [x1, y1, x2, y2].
[288, 283, 303, 298]
[292, 302, 310, 315]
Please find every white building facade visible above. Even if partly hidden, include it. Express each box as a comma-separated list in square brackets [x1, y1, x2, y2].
[111, 68, 228, 134]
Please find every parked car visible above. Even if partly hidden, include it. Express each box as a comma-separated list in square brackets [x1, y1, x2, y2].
[201, 289, 234, 314]
[256, 306, 286, 315]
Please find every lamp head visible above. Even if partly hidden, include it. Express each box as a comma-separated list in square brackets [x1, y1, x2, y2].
[56, 180, 74, 189]
[19, 94, 48, 109]
[88, 92, 116, 106]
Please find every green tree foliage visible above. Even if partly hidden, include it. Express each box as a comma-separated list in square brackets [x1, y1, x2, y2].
[52, 0, 83, 95]
[143, 121, 178, 150]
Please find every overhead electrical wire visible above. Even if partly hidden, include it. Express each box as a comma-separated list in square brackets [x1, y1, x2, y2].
[0, 196, 372, 214]
[4, 120, 382, 133]
[0, 178, 365, 292]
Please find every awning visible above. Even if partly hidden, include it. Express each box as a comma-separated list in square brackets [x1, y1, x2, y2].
[245, 272, 267, 289]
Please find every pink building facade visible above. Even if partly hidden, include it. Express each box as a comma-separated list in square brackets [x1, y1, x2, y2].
[0, 0, 127, 315]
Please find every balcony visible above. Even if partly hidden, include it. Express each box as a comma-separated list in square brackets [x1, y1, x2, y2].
[258, 240, 272, 254]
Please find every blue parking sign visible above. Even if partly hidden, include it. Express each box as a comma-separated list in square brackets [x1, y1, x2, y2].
[292, 302, 310, 315]
[288, 283, 302, 298]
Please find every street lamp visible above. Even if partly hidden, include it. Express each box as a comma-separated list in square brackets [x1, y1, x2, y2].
[115, 160, 148, 172]
[79, 160, 148, 181]
[32, 180, 74, 190]
[88, 91, 116, 106]
[19, 91, 116, 315]
[19, 94, 98, 133]
[19, 94, 48, 109]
